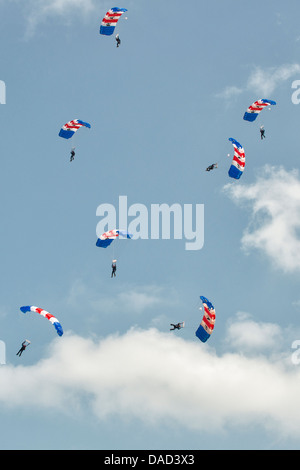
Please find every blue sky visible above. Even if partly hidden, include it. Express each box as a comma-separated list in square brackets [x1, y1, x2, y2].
[1, 0, 300, 450]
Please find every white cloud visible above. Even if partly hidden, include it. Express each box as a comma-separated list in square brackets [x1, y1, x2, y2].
[225, 312, 283, 353]
[1, 325, 300, 439]
[215, 85, 243, 100]
[217, 63, 300, 99]
[247, 64, 300, 96]
[118, 287, 165, 313]
[224, 165, 300, 273]
[35, 0, 96, 16]
[66, 279, 179, 315]
[22, 0, 98, 36]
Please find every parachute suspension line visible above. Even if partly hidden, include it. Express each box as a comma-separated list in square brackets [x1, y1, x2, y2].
[192, 298, 201, 310]
[71, 132, 77, 154]
[58, 119, 91, 162]
[95, 230, 132, 264]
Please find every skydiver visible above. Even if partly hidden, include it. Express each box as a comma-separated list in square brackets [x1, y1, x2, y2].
[70, 147, 75, 162]
[16, 340, 30, 357]
[260, 126, 266, 140]
[111, 259, 117, 278]
[115, 34, 121, 48]
[206, 163, 218, 171]
[170, 323, 183, 331]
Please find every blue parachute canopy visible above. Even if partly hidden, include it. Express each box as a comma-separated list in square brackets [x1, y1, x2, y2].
[228, 138, 245, 180]
[100, 8, 128, 36]
[96, 229, 132, 248]
[243, 99, 276, 122]
[59, 119, 91, 139]
[20, 306, 63, 337]
[195, 296, 216, 343]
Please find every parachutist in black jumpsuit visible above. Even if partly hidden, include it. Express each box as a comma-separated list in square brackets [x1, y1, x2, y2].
[170, 323, 183, 331]
[111, 261, 117, 278]
[206, 163, 218, 171]
[70, 149, 75, 162]
[16, 341, 28, 357]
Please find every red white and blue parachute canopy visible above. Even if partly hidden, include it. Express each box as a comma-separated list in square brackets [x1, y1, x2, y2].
[195, 296, 216, 343]
[96, 229, 132, 248]
[20, 306, 63, 337]
[59, 119, 91, 139]
[228, 138, 245, 180]
[243, 99, 276, 122]
[100, 7, 128, 36]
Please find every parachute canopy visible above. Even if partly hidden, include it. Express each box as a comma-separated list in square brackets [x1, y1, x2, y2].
[228, 138, 245, 180]
[100, 8, 128, 36]
[96, 229, 132, 248]
[59, 119, 91, 139]
[243, 99, 276, 122]
[195, 296, 216, 343]
[20, 306, 63, 337]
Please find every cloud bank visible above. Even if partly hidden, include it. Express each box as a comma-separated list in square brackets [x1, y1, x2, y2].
[1, 320, 300, 440]
[224, 165, 300, 273]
